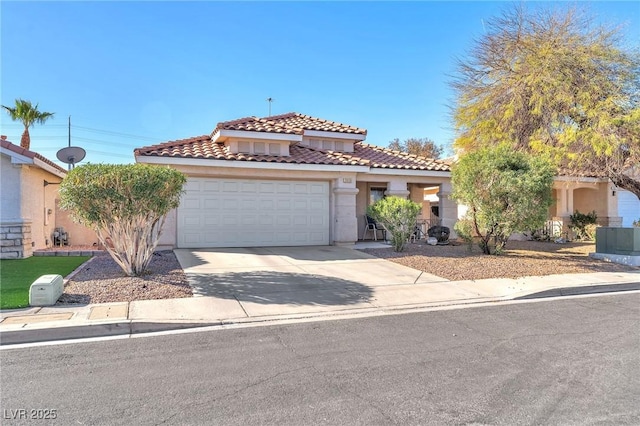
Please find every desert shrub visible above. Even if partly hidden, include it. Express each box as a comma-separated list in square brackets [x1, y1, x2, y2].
[454, 220, 474, 251]
[569, 210, 598, 241]
[367, 197, 421, 252]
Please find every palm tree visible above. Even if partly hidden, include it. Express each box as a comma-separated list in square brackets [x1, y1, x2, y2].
[1, 99, 55, 150]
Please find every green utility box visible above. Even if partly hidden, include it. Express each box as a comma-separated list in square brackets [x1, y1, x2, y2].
[595, 227, 640, 256]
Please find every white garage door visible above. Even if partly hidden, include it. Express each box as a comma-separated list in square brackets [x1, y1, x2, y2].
[618, 190, 640, 227]
[177, 178, 330, 248]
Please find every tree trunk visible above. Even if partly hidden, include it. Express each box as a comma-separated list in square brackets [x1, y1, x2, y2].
[610, 173, 640, 200]
[20, 128, 30, 150]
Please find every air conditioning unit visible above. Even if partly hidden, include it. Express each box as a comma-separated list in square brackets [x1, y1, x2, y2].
[29, 274, 64, 306]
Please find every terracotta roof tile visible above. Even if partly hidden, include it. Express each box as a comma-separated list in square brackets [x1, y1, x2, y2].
[135, 136, 450, 171]
[1, 139, 67, 174]
[213, 112, 367, 136]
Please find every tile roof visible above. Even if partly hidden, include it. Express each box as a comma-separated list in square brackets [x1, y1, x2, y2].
[213, 112, 367, 136]
[1, 138, 67, 174]
[135, 136, 451, 172]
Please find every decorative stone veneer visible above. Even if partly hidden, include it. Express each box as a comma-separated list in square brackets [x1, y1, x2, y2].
[0, 220, 33, 259]
[33, 250, 103, 257]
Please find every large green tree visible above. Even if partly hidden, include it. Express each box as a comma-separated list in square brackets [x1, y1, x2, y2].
[452, 146, 555, 255]
[1, 99, 55, 150]
[451, 5, 640, 198]
[60, 164, 186, 276]
[388, 137, 443, 159]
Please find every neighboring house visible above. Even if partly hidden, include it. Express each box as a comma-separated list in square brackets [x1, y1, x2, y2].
[1, 136, 66, 258]
[549, 176, 621, 230]
[0, 137, 97, 258]
[134, 112, 456, 248]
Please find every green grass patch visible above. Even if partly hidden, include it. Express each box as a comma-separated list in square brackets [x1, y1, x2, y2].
[0, 256, 90, 309]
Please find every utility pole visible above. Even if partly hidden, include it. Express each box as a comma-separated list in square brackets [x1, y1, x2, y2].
[266, 97, 274, 116]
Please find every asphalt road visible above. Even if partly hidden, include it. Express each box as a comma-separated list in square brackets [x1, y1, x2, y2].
[1, 294, 639, 425]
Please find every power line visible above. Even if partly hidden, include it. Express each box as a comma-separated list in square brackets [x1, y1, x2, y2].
[72, 125, 162, 141]
[13, 135, 140, 148]
[38, 147, 132, 159]
[2, 123, 163, 142]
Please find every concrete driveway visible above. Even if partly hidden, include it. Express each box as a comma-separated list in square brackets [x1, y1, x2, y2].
[173, 246, 452, 317]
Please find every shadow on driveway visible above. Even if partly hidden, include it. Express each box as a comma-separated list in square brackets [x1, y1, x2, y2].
[187, 271, 373, 306]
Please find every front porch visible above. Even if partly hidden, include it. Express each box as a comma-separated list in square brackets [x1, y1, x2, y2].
[353, 178, 458, 242]
[548, 178, 622, 237]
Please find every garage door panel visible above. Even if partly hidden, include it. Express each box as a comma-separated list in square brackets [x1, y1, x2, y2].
[293, 200, 308, 209]
[309, 232, 326, 242]
[182, 198, 200, 209]
[277, 183, 292, 193]
[310, 184, 327, 194]
[259, 183, 275, 193]
[294, 184, 309, 194]
[183, 216, 200, 226]
[259, 200, 275, 210]
[204, 216, 219, 226]
[293, 216, 308, 226]
[222, 215, 239, 225]
[182, 232, 202, 245]
[258, 216, 274, 226]
[184, 180, 201, 192]
[178, 178, 330, 248]
[222, 182, 239, 192]
[276, 216, 291, 226]
[202, 181, 219, 192]
[203, 199, 219, 209]
[309, 216, 324, 226]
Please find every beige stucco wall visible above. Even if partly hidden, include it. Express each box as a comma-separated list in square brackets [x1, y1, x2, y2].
[54, 199, 100, 246]
[573, 187, 604, 216]
[157, 208, 178, 250]
[20, 165, 61, 249]
[1, 155, 21, 220]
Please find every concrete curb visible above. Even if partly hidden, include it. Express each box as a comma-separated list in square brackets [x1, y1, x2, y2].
[514, 281, 640, 300]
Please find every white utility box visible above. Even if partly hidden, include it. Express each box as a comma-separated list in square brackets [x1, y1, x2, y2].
[29, 274, 64, 306]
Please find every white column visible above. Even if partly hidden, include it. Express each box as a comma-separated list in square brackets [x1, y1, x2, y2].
[384, 178, 410, 198]
[332, 175, 359, 246]
[567, 188, 574, 215]
[438, 182, 459, 235]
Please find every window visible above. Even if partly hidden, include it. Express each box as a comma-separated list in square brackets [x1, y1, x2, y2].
[238, 141, 251, 153]
[254, 142, 265, 154]
[268, 143, 281, 155]
[370, 187, 386, 204]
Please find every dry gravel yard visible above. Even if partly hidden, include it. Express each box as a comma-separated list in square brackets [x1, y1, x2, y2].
[52, 240, 637, 305]
[57, 251, 192, 305]
[361, 240, 639, 281]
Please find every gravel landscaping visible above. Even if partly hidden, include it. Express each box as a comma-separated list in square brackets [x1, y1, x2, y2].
[51, 240, 638, 305]
[360, 240, 639, 281]
[57, 251, 192, 305]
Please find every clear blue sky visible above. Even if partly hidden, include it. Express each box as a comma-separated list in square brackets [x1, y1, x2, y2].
[2, 1, 638, 167]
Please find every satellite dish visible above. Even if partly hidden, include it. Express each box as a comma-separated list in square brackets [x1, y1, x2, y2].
[56, 146, 86, 168]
